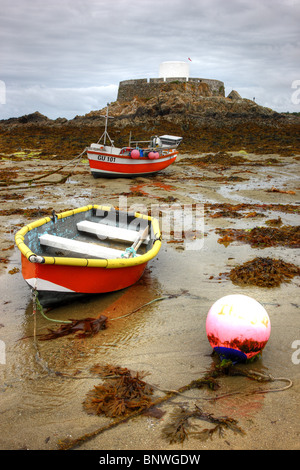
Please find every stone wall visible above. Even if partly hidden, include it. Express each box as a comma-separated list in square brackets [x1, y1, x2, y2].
[117, 77, 225, 102]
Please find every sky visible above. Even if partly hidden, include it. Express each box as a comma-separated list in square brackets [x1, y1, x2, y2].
[0, 0, 299, 120]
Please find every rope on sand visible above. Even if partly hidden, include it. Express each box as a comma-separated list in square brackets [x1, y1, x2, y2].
[0, 149, 87, 190]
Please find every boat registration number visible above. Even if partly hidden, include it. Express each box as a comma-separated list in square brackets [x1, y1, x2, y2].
[97, 155, 116, 162]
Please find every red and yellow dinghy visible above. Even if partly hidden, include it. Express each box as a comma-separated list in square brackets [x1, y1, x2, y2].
[15, 204, 161, 308]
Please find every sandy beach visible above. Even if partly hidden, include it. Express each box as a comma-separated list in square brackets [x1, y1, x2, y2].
[0, 149, 299, 450]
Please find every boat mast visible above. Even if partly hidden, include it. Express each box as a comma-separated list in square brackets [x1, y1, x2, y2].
[97, 103, 114, 146]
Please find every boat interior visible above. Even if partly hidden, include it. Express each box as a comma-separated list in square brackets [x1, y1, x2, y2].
[24, 208, 153, 261]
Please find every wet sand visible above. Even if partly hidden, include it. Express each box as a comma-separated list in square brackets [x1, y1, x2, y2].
[0, 150, 299, 450]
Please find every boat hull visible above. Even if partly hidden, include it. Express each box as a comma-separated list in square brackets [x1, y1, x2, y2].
[87, 149, 177, 178]
[21, 253, 147, 308]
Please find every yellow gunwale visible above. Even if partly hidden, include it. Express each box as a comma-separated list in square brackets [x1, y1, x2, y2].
[15, 204, 161, 268]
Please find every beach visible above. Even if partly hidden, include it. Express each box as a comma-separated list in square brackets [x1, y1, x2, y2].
[0, 148, 299, 450]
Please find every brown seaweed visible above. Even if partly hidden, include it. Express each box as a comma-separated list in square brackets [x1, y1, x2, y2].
[39, 316, 107, 340]
[162, 404, 245, 444]
[83, 364, 155, 418]
[1, 117, 300, 158]
[217, 225, 300, 248]
[207, 332, 268, 355]
[228, 257, 300, 287]
[267, 186, 296, 195]
[0, 207, 67, 218]
[180, 152, 249, 166]
[207, 202, 300, 216]
[265, 216, 283, 226]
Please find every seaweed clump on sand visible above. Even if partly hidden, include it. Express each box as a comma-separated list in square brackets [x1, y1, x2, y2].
[39, 316, 107, 340]
[83, 364, 156, 418]
[228, 257, 300, 288]
[217, 224, 300, 248]
[200, 152, 248, 165]
[162, 404, 244, 444]
[181, 151, 248, 167]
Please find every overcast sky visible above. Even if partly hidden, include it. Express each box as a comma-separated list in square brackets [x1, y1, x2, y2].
[0, 0, 299, 119]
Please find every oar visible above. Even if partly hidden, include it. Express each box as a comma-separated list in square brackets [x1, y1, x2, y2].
[127, 225, 149, 258]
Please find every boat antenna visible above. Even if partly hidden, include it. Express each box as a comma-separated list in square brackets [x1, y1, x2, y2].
[97, 103, 114, 146]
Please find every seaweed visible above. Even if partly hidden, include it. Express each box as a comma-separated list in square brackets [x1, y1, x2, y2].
[0, 192, 24, 201]
[1, 117, 300, 158]
[267, 186, 296, 195]
[265, 216, 283, 226]
[83, 364, 155, 418]
[217, 225, 300, 248]
[180, 152, 248, 166]
[8, 267, 20, 275]
[206, 202, 300, 216]
[0, 207, 62, 217]
[228, 257, 300, 287]
[207, 332, 268, 356]
[39, 316, 107, 340]
[0, 168, 16, 184]
[162, 404, 245, 444]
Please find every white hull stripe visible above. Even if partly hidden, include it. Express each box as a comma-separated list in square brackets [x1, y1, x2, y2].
[87, 153, 176, 165]
[26, 278, 75, 293]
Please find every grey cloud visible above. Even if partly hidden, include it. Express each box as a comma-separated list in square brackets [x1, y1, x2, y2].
[0, 0, 299, 119]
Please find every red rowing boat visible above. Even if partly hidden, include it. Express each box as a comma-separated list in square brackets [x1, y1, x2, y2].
[15, 205, 161, 308]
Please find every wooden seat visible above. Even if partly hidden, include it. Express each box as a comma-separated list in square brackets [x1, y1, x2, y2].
[39, 234, 131, 259]
[76, 220, 149, 244]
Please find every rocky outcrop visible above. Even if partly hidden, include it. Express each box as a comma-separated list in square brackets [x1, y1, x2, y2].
[0, 86, 299, 156]
[72, 87, 277, 124]
[1, 111, 51, 126]
[0, 111, 68, 128]
[0, 90, 292, 130]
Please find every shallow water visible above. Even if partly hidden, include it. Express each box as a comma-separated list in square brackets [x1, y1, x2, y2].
[0, 152, 299, 450]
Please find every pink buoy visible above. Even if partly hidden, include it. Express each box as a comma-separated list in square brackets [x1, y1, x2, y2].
[148, 152, 156, 159]
[131, 149, 140, 159]
[206, 294, 271, 362]
[153, 152, 160, 159]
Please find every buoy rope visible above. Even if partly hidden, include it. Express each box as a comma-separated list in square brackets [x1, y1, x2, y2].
[204, 371, 293, 402]
[33, 289, 72, 324]
[108, 296, 170, 321]
[0, 148, 87, 190]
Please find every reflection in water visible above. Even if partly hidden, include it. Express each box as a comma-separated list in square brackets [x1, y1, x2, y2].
[14, 266, 163, 375]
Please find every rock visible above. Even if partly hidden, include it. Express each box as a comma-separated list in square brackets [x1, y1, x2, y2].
[0, 111, 52, 129]
[227, 90, 242, 100]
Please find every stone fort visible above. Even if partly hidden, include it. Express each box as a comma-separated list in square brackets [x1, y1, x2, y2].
[117, 61, 225, 102]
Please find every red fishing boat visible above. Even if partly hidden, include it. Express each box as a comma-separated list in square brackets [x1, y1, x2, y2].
[15, 204, 161, 308]
[86, 105, 182, 178]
